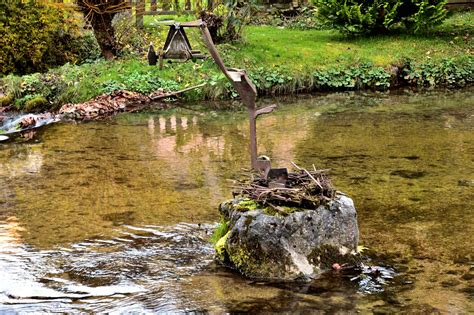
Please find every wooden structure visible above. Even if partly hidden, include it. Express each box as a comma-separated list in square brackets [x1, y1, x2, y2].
[447, 0, 474, 7]
[156, 20, 275, 169]
[157, 22, 205, 69]
[193, 20, 277, 169]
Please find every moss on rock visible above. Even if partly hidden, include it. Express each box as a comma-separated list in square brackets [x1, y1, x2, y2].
[234, 199, 260, 212]
[210, 219, 229, 244]
[0, 94, 14, 107]
[213, 195, 359, 280]
[214, 231, 230, 261]
[24, 95, 48, 112]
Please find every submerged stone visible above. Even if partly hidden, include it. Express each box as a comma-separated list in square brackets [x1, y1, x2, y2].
[215, 195, 360, 281]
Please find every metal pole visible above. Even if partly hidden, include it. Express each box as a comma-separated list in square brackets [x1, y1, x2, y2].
[249, 104, 258, 169]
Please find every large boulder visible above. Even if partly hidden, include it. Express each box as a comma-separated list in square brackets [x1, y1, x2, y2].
[214, 195, 360, 281]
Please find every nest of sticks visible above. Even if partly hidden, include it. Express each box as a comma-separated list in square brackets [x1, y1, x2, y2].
[233, 163, 336, 213]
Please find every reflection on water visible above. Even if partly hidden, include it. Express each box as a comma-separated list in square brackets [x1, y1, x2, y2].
[0, 88, 473, 312]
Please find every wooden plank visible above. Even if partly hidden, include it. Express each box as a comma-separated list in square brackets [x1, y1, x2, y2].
[136, 0, 145, 28]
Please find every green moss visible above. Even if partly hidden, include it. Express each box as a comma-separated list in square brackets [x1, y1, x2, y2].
[0, 94, 14, 107]
[228, 247, 253, 271]
[262, 205, 305, 217]
[280, 206, 301, 214]
[234, 199, 260, 212]
[24, 95, 48, 111]
[214, 231, 230, 261]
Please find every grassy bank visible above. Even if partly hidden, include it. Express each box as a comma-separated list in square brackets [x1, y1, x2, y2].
[1, 11, 472, 112]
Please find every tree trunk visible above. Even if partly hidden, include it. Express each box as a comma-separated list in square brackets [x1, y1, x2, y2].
[90, 13, 117, 60]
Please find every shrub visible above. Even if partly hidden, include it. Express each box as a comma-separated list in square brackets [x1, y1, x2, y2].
[197, 0, 257, 42]
[0, 2, 100, 75]
[313, 0, 448, 35]
[113, 12, 163, 57]
[250, 6, 325, 30]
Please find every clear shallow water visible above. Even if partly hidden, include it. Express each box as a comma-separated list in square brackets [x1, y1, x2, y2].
[0, 88, 473, 312]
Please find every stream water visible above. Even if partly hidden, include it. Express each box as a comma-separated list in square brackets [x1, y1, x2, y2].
[0, 88, 473, 313]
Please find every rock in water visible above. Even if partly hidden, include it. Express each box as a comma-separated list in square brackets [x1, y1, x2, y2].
[215, 195, 359, 281]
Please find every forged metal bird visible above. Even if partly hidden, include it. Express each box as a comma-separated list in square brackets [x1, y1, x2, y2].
[256, 155, 271, 178]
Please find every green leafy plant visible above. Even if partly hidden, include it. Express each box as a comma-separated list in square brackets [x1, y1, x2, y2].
[402, 57, 474, 87]
[210, 219, 229, 244]
[251, 6, 324, 30]
[249, 67, 293, 90]
[198, 0, 258, 42]
[0, 2, 100, 75]
[313, 63, 391, 90]
[313, 0, 448, 35]
[101, 74, 180, 95]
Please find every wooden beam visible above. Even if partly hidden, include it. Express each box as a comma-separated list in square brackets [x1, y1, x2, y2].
[136, 0, 145, 28]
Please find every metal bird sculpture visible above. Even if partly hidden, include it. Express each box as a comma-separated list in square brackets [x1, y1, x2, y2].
[147, 42, 158, 66]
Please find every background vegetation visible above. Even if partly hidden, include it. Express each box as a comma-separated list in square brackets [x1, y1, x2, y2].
[0, 1, 472, 112]
[313, 0, 449, 35]
[0, 2, 100, 75]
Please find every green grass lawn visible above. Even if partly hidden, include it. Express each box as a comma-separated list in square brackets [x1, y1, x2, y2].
[232, 26, 470, 70]
[144, 11, 473, 70]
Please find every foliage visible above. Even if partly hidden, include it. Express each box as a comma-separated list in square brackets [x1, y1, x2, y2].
[1, 11, 472, 111]
[251, 6, 324, 30]
[113, 12, 163, 57]
[249, 67, 294, 90]
[402, 57, 474, 87]
[313, 63, 392, 90]
[198, 0, 258, 42]
[210, 219, 229, 244]
[102, 73, 180, 94]
[23, 95, 49, 112]
[199, 10, 224, 42]
[313, 0, 448, 35]
[75, 0, 130, 59]
[0, 2, 100, 75]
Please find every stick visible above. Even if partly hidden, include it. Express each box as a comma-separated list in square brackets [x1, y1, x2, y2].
[149, 83, 206, 100]
[291, 161, 302, 171]
[302, 168, 323, 189]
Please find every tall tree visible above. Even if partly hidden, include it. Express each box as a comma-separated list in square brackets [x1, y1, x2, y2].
[76, 0, 130, 59]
